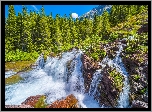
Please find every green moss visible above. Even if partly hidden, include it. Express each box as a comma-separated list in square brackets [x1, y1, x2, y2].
[90, 52, 99, 61]
[5, 74, 23, 85]
[139, 88, 147, 95]
[133, 74, 140, 81]
[34, 95, 48, 108]
[109, 69, 124, 92]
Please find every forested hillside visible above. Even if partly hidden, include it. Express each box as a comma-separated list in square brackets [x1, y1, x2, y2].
[5, 5, 148, 62]
[5, 5, 149, 108]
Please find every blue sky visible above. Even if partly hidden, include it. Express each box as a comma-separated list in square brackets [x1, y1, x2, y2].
[5, 5, 99, 18]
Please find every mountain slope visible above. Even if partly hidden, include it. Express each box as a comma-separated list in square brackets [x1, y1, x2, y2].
[79, 5, 112, 19]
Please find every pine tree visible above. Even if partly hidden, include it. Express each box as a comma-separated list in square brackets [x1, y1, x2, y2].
[47, 12, 55, 51]
[38, 5, 51, 52]
[16, 12, 23, 50]
[5, 5, 17, 51]
[21, 5, 32, 52]
[109, 5, 118, 27]
[102, 10, 110, 39]
[28, 10, 37, 52]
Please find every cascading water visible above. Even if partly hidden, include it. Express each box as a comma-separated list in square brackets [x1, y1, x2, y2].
[5, 42, 130, 108]
[5, 71, 17, 78]
[90, 43, 130, 108]
[89, 69, 102, 97]
[113, 44, 130, 108]
[5, 48, 100, 108]
[34, 53, 45, 69]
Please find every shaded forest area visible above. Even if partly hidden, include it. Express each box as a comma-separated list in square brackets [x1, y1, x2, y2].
[5, 5, 148, 62]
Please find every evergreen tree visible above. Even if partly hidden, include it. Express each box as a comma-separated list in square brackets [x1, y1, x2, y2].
[21, 5, 31, 52]
[109, 5, 118, 27]
[16, 12, 23, 50]
[5, 5, 17, 51]
[102, 10, 110, 39]
[38, 5, 51, 51]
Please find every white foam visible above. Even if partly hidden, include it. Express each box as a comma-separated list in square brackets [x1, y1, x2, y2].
[5, 44, 130, 108]
[5, 48, 100, 108]
[5, 71, 17, 78]
[89, 69, 102, 97]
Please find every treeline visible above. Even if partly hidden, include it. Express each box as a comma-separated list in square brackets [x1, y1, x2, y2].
[5, 5, 148, 62]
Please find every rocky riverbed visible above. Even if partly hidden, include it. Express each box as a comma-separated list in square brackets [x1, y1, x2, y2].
[5, 39, 148, 108]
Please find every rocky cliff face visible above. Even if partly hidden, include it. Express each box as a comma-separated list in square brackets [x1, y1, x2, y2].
[82, 38, 148, 108]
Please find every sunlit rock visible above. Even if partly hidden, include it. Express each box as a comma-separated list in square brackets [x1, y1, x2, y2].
[47, 94, 79, 108]
[21, 95, 46, 107]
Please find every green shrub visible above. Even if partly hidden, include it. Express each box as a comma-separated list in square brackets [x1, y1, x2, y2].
[5, 49, 39, 62]
[108, 69, 124, 92]
[109, 32, 119, 42]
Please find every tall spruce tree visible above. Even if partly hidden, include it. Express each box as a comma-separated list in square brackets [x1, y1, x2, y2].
[102, 10, 110, 39]
[5, 5, 17, 51]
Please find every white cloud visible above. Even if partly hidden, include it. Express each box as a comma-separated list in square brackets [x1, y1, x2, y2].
[31, 5, 39, 11]
[71, 13, 78, 19]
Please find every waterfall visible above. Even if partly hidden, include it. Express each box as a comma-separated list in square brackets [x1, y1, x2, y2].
[5, 48, 100, 108]
[5, 42, 130, 108]
[89, 69, 102, 96]
[34, 53, 45, 69]
[67, 51, 85, 93]
[91, 43, 130, 108]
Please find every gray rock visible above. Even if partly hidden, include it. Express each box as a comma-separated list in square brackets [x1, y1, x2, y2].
[132, 100, 148, 108]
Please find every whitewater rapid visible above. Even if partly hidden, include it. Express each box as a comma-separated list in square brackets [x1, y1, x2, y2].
[5, 48, 100, 108]
[5, 43, 130, 108]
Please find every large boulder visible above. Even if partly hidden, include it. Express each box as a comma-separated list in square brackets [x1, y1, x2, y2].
[21, 95, 46, 107]
[81, 54, 100, 93]
[47, 94, 79, 108]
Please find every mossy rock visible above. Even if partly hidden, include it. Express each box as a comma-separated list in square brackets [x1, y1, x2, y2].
[5, 61, 34, 72]
[133, 74, 141, 82]
[109, 69, 124, 92]
[138, 88, 147, 95]
[5, 74, 23, 86]
[47, 94, 78, 108]
[34, 95, 48, 108]
[21, 95, 48, 108]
